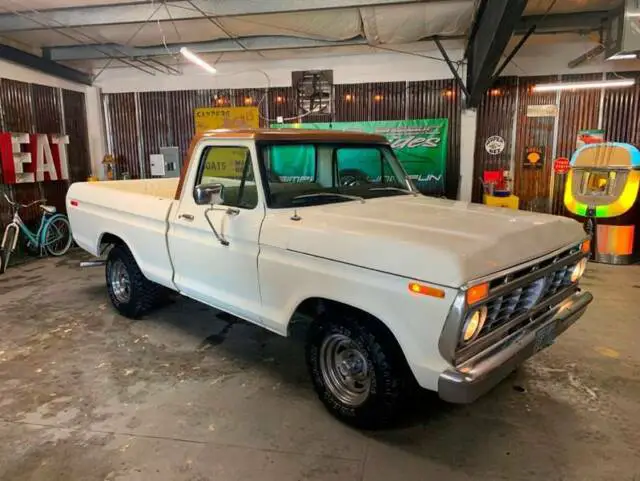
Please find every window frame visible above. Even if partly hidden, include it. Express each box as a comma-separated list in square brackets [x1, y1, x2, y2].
[193, 144, 259, 210]
[256, 140, 409, 208]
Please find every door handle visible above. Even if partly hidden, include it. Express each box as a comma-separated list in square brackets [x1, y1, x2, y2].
[179, 213, 194, 221]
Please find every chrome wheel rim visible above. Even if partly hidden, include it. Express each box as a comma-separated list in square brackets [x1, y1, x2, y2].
[109, 260, 131, 303]
[319, 333, 372, 407]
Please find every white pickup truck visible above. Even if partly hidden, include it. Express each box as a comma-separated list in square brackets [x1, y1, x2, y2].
[67, 129, 593, 428]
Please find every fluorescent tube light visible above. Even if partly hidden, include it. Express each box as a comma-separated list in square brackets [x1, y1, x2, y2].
[532, 79, 635, 92]
[608, 53, 638, 60]
[180, 47, 217, 74]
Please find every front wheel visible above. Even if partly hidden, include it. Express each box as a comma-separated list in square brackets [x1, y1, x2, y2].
[0, 225, 18, 274]
[306, 311, 412, 429]
[44, 215, 73, 256]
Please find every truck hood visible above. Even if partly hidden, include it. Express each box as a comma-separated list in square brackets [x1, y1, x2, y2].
[260, 195, 585, 287]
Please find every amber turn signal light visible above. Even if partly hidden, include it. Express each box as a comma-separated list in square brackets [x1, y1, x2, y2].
[408, 282, 445, 299]
[466, 282, 489, 306]
[581, 239, 591, 253]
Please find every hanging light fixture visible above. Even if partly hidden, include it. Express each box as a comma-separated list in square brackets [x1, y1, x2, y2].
[180, 47, 217, 74]
[532, 78, 635, 92]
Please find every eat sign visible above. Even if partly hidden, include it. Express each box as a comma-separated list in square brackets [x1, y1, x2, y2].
[0, 132, 70, 184]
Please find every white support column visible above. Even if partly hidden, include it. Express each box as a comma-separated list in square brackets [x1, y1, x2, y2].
[84, 85, 107, 179]
[458, 108, 478, 203]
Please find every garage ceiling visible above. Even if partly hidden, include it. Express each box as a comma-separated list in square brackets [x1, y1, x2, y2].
[0, 0, 625, 77]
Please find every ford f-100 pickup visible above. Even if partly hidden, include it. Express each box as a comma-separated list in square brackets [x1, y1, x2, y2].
[67, 129, 593, 428]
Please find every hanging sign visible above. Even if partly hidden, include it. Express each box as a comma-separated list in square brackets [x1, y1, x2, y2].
[485, 135, 505, 155]
[194, 106, 259, 133]
[0, 132, 70, 184]
[576, 129, 605, 149]
[553, 157, 571, 174]
[272, 118, 449, 195]
[527, 104, 558, 117]
[523, 146, 545, 169]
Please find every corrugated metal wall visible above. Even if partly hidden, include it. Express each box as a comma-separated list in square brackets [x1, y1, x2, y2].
[471, 77, 518, 202]
[0, 78, 91, 234]
[105, 80, 462, 198]
[474, 71, 640, 214]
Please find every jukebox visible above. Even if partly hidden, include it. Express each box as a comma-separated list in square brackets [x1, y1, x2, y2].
[564, 142, 640, 265]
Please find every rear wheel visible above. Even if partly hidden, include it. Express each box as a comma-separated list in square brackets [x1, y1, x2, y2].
[106, 244, 167, 319]
[44, 216, 73, 256]
[306, 310, 412, 429]
[0, 225, 17, 274]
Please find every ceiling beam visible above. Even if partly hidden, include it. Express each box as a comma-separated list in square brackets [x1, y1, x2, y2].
[0, 43, 92, 85]
[516, 10, 610, 34]
[45, 36, 371, 61]
[0, 0, 425, 32]
[466, 0, 528, 107]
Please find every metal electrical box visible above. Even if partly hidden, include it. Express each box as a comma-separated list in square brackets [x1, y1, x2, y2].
[150, 147, 182, 178]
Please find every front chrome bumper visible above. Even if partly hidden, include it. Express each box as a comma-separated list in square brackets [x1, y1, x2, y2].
[437, 290, 593, 404]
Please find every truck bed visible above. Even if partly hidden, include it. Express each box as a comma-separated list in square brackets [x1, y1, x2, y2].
[92, 178, 180, 199]
[67, 178, 179, 288]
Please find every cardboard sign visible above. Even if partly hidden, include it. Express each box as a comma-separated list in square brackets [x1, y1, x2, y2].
[0, 132, 70, 184]
[527, 104, 558, 117]
[553, 157, 571, 174]
[194, 107, 259, 133]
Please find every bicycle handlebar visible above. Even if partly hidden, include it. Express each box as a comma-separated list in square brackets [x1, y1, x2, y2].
[3, 193, 46, 209]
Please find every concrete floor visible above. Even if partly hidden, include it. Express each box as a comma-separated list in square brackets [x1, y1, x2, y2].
[0, 250, 639, 481]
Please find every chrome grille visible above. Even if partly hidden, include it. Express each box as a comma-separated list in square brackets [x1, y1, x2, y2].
[478, 245, 581, 338]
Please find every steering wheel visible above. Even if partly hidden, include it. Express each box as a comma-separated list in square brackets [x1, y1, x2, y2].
[339, 169, 369, 187]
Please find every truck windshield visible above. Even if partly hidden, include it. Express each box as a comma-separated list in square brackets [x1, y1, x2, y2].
[258, 142, 416, 208]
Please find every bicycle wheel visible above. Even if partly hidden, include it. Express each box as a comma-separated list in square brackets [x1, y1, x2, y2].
[0, 225, 17, 274]
[44, 215, 73, 256]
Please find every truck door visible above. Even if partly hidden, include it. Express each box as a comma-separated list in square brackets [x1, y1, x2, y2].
[167, 139, 265, 322]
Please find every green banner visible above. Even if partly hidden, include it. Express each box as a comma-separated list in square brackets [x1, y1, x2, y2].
[272, 119, 448, 194]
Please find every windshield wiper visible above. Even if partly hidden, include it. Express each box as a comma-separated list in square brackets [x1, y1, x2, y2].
[292, 192, 365, 204]
[368, 187, 418, 196]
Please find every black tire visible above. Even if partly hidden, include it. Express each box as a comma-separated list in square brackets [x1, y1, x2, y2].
[0, 226, 17, 274]
[306, 310, 412, 429]
[105, 244, 166, 319]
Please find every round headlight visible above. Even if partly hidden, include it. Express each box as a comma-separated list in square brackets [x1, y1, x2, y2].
[461, 306, 488, 343]
[570, 258, 588, 283]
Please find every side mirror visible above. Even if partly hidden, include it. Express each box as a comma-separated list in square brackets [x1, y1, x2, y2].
[195, 183, 224, 206]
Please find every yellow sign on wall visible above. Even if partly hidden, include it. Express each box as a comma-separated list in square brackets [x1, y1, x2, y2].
[202, 147, 248, 179]
[194, 107, 259, 133]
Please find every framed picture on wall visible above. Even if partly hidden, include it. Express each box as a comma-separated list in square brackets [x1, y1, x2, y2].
[523, 146, 545, 169]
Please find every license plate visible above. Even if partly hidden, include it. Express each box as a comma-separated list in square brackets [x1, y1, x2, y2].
[534, 322, 557, 353]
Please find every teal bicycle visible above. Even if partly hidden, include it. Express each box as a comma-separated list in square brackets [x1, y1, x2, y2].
[0, 194, 73, 274]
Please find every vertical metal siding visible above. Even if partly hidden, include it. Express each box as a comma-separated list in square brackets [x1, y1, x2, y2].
[63, 89, 91, 183]
[106, 92, 140, 178]
[601, 71, 640, 146]
[0, 81, 88, 232]
[231, 88, 269, 127]
[370, 81, 406, 121]
[407, 79, 461, 198]
[472, 77, 518, 202]
[335, 83, 371, 122]
[552, 73, 602, 215]
[266, 87, 297, 125]
[33, 84, 66, 214]
[0, 79, 39, 224]
[513, 76, 557, 212]
[139, 91, 169, 176]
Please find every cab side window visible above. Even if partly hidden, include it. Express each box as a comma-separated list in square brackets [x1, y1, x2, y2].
[194, 145, 258, 209]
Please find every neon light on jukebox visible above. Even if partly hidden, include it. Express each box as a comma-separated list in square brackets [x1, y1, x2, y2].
[564, 142, 640, 264]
